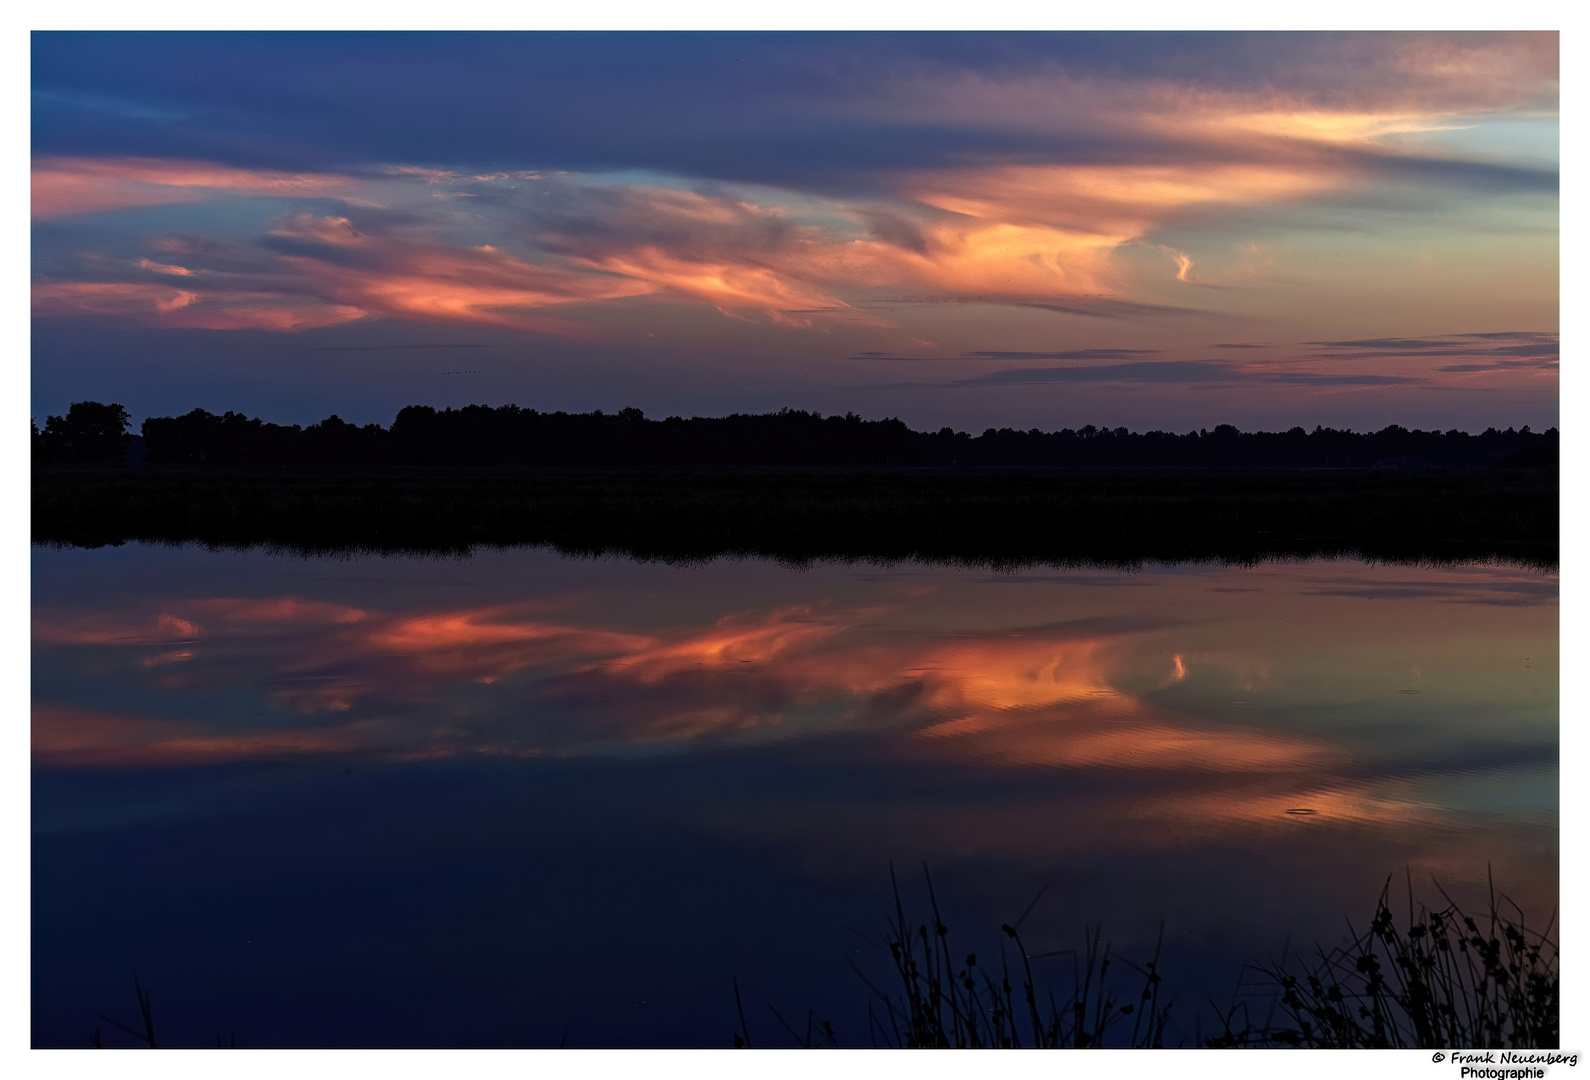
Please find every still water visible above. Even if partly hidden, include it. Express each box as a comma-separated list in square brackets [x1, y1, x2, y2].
[32, 544, 1557, 1047]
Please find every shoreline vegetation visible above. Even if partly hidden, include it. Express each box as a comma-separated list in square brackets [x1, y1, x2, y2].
[34, 464, 1558, 568]
[745, 868, 1560, 1051]
[87, 868, 1558, 1050]
[31, 401, 1558, 566]
[36, 400, 1557, 472]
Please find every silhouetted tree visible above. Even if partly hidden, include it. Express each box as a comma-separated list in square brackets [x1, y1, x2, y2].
[39, 401, 131, 463]
[122, 400, 1559, 471]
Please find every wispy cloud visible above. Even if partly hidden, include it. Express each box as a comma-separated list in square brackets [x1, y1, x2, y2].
[943, 362, 1425, 388]
[31, 155, 368, 220]
[31, 165, 1219, 332]
[30, 33, 1558, 361]
[1305, 332, 1559, 372]
[854, 348, 1163, 362]
[865, 360, 1429, 390]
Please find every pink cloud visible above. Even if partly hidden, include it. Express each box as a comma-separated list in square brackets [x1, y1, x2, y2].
[32, 281, 200, 319]
[36, 207, 658, 334]
[135, 257, 196, 276]
[28, 151, 1330, 335]
[29, 54, 1554, 342]
[31, 156, 364, 220]
[33, 280, 368, 331]
[280, 240, 653, 330]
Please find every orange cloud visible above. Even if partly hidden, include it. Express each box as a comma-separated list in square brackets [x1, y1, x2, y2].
[135, 257, 196, 276]
[32, 281, 199, 318]
[133, 217, 653, 333]
[30, 45, 1556, 335]
[533, 154, 1352, 319]
[573, 247, 857, 325]
[33, 280, 368, 331]
[31, 156, 364, 220]
[18, 149, 1375, 334]
[290, 243, 653, 330]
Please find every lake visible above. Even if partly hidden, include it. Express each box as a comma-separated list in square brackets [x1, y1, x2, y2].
[31, 543, 1558, 1047]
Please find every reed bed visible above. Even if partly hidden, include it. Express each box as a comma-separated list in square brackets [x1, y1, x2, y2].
[734, 867, 1557, 1050]
[1210, 873, 1558, 1049]
[85, 865, 1559, 1050]
[844, 865, 1174, 1049]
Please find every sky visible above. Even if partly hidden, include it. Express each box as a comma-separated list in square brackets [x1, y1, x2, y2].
[31, 31, 1559, 433]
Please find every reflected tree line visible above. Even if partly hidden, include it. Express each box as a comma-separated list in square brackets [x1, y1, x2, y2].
[33, 401, 1557, 470]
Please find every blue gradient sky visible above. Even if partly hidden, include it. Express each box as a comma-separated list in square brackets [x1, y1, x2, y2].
[31, 31, 1558, 432]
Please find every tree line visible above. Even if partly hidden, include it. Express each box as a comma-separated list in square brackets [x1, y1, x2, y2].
[33, 401, 1558, 470]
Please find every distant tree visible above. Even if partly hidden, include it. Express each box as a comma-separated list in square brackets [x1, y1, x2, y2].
[39, 401, 131, 463]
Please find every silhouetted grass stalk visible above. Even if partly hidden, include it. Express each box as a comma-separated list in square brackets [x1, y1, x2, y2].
[837, 864, 1171, 1048]
[738, 866, 1554, 1050]
[1211, 871, 1558, 1048]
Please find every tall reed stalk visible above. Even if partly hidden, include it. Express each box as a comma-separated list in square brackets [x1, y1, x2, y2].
[835, 863, 1171, 1049]
[1209, 871, 1557, 1048]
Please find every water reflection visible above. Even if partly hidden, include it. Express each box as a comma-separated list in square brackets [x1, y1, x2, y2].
[31, 546, 1557, 1046]
[32, 557, 1554, 778]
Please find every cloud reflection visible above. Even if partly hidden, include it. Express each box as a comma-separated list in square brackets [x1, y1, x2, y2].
[34, 592, 1331, 783]
[32, 556, 1554, 869]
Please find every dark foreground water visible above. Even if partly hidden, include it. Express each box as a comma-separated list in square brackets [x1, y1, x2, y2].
[32, 544, 1557, 1048]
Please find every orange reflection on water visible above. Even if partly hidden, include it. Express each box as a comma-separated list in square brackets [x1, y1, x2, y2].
[352, 607, 653, 689]
[32, 704, 374, 768]
[35, 595, 1333, 777]
[915, 710, 1331, 773]
[595, 606, 852, 681]
[33, 611, 199, 645]
[21, 583, 1491, 861]
[33, 596, 367, 647]
[187, 597, 369, 624]
[1137, 783, 1446, 835]
[30, 589, 1471, 847]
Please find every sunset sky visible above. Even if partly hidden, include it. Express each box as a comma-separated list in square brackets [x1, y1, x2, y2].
[31, 31, 1559, 433]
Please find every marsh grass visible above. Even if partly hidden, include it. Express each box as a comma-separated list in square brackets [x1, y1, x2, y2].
[752, 864, 1174, 1049]
[1209, 872, 1558, 1049]
[90, 972, 157, 1048]
[737, 867, 1557, 1050]
[77, 876, 1555, 1048]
